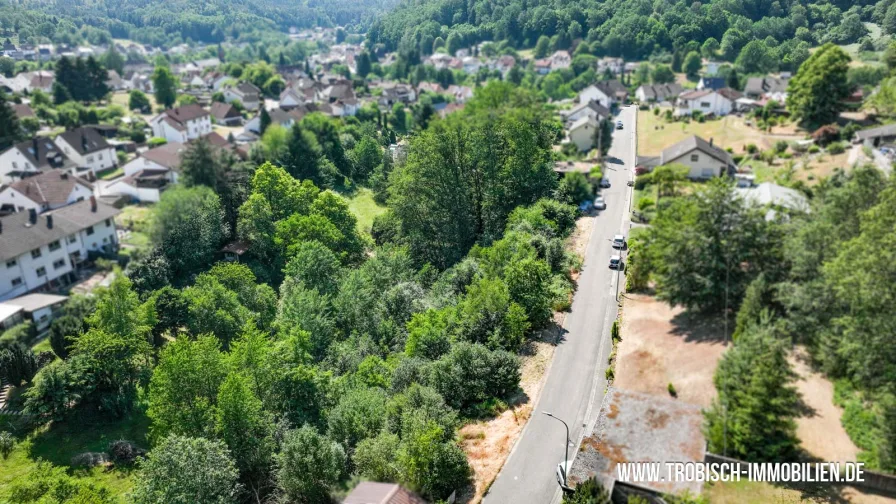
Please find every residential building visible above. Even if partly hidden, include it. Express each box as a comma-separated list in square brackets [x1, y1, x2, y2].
[0, 138, 74, 184]
[635, 83, 683, 103]
[120, 141, 185, 182]
[54, 127, 117, 176]
[674, 89, 734, 117]
[446, 85, 474, 104]
[579, 80, 628, 108]
[704, 61, 723, 76]
[279, 87, 306, 109]
[150, 105, 212, 143]
[343, 482, 428, 504]
[103, 169, 171, 203]
[643, 135, 736, 179]
[737, 181, 810, 217]
[854, 123, 896, 148]
[562, 100, 611, 126]
[596, 57, 624, 75]
[744, 75, 790, 100]
[0, 170, 94, 214]
[12, 103, 35, 121]
[223, 82, 261, 111]
[696, 77, 726, 91]
[550, 50, 571, 71]
[378, 83, 416, 106]
[0, 302, 24, 331]
[567, 116, 599, 152]
[0, 198, 120, 300]
[245, 108, 301, 134]
[0, 293, 68, 331]
[211, 102, 243, 126]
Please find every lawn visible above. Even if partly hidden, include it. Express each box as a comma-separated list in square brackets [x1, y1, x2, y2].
[345, 188, 387, 235]
[0, 411, 149, 502]
[637, 109, 787, 157]
[117, 204, 154, 252]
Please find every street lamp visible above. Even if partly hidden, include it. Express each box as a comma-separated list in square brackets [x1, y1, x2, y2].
[543, 411, 571, 488]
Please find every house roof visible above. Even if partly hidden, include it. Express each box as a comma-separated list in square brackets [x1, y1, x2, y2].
[567, 100, 611, 120]
[343, 482, 428, 504]
[12, 103, 34, 119]
[855, 123, 896, 140]
[112, 169, 170, 190]
[57, 127, 111, 155]
[717, 87, 743, 101]
[0, 199, 120, 261]
[157, 104, 209, 126]
[596, 80, 628, 96]
[0, 303, 23, 322]
[678, 89, 715, 100]
[699, 77, 726, 90]
[568, 115, 598, 133]
[210, 101, 241, 121]
[738, 182, 809, 212]
[637, 83, 682, 101]
[744, 76, 789, 96]
[229, 81, 261, 99]
[660, 135, 733, 166]
[6, 169, 93, 206]
[2, 293, 68, 312]
[140, 142, 186, 170]
[12, 138, 70, 169]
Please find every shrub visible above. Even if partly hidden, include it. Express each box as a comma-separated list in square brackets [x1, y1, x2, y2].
[108, 440, 145, 466]
[0, 431, 15, 459]
[808, 145, 820, 154]
[745, 143, 758, 154]
[668, 383, 677, 397]
[605, 366, 614, 381]
[774, 140, 788, 153]
[827, 142, 846, 155]
[653, 108, 660, 115]
[611, 320, 621, 343]
[147, 137, 168, 147]
[637, 197, 655, 212]
[732, 154, 745, 165]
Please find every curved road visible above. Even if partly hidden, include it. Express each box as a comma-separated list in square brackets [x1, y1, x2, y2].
[483, 106, 636, 504]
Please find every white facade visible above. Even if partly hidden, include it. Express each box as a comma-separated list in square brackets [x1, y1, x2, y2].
[0, 216, 117, 300]
[0, 146, 42, 184]
[122, 156, 173, 178]
[0, 183, 92, 214]
[150, 113, 212, 143]
[102, 178, 163, 203]
[54, 136, 116, 176]
[675, 91, 733, 117]
[579, 85, 613, 108]
[568, 117, 598, 152]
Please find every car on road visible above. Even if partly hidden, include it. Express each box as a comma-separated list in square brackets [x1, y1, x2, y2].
[616, 120, 624, 130]
[556, 460, 573, 491]
[612, 234, 626, 249]
[599, 178, 611, 188]
[609, 254, 622, 269]
[594, 197, 606, 210]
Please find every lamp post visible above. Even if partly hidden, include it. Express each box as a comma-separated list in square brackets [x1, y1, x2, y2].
[543, 411, 571, 487]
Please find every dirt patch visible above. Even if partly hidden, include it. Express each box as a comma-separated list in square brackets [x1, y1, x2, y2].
[789, 347, 860, 464]
[615, 294, 728, 407]
[707, 479, 896, 504]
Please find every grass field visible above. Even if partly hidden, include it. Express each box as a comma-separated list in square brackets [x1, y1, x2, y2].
[345, 188, 387, 235]
[637, 109, 777, 157]
[0, 412, 149, 502]
[117, 204, 153, 251]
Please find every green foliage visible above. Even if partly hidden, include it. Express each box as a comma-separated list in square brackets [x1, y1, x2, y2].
[8, 461, 114, 503]
[556, 172, 593, 205]
[276, 425, 346, 504]
[151, 66, 178, 109]
[0, 343, 37, 386]
[0, 92, 23, 151]
[131, 435, 241, 504]
[0, 431, 14, 459]
[704, 323, 799, 461]
[327, 387, 388, 455]
[563, 476, 610, 503]
[786, 44, 851, 126]
[429, 342, 520, 413]
[151, 186, 226, 280]
[215, 372, 276, 493]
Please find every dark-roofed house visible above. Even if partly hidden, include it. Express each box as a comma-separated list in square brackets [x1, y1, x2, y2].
[343, 482, 428, 504]
[103, 169, 171, 203]
[54, 127, 117, 176]
[0, 170, 94, 214]
[744, 75, 790, 100]
[120, 142, 186, 182]
[12, 103, 35, 121]
[150, 104, 212, 143]
[642, 135, 736, 179]
[579, 80, 628, 109]
[0, 198, 120, 300]
[854, 123, 896, 148]
[635, 83, 683, 103]
[211, 102, 243, 126]
[0, 137, 75, 184]
[563, 100, 611, 126]
[223, 81, 261, 111]
[696, 76, 726, 91]
[245, 108, 302, 134]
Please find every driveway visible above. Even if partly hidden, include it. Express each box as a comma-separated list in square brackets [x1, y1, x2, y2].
[482, 106, 636, 504]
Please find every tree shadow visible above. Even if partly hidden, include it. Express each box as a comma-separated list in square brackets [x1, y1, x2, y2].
[668, 309, 731, 344]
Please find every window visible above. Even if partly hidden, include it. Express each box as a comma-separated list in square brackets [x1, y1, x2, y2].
[87, 156, 94, 163]
[690, 154, 699, 162]
[53, 258, 65, 269]
[86, 226, 94, 236]
[700, 101, 711, 108]
[31, 248, 42, 259]
[71, 251, 81, 260]
[11, 162, 17, 169]
[49, 240, 61, 252]
[11, 277, 22, 287]
[35, 266, 46, 276]
[102, 237, 108, 244]
[6, 259, 16, 268]
[702, 168, 715, 178]
[68, 234, 77, 244]
[98, 153, 103, 160]
[105, 219, 112, 227]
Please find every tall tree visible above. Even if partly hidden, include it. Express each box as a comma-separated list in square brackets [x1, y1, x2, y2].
[181, 138, 223, 191]
[786, 43, 852, 126]
[150, 186, 226, 280]
[276, 426, 346, 504]
[152, 65, 178, 109]
[0, 92, 22, 151]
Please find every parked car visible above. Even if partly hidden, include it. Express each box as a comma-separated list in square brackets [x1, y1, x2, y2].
[616, 120, 624, 130]
[612, 234, 626, 249]
[594, 197, 606, 210]
[599, 178, 611, 188]
[578, 200, 593, 212]
[609, 255, 622, 269]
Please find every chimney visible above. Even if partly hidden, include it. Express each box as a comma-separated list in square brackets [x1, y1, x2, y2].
[46, 215, 53, 228]
[28, 208, 37, 224]
[32, 137, 38, 155]
[60, 171, 68, 179]
[90, 195, 97, 212]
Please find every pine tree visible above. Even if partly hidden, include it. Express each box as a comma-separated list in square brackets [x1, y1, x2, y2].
[0, 91, 22, 150]
[259, 107, 271, 135]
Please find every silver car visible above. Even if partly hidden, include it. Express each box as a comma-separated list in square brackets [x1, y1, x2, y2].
[612, 234, 626, 249]
[594, 197, 606, 210]
[609, 255, 622, 269]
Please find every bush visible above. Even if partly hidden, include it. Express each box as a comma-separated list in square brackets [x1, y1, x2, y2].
[636, 197, 655, 212]
[774, 140, 788, 153]
[0, 431, 15, 459]
[745, 143, 758, 154]
[732, 154, 745, 165]
[827, 142, 846, 155]
[147, 137, 168, 147]
[808, 145, 820, 154]
[668, 383, 677, 397]
[108, 440, 145, 466]
[653, 108, 660, 115]
[611, 320, 620, 343]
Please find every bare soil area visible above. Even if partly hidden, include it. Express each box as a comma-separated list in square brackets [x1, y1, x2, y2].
[790, 347, 859, 464]
[615, 293, 728, 407]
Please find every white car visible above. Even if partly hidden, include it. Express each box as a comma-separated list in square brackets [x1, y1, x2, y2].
[612, 234, 626, 249]
[594, 197, 606, 210]
[609, 255, 622, 269]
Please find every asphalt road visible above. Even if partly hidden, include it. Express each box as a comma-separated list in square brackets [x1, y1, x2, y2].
[483, 105, 636, 504]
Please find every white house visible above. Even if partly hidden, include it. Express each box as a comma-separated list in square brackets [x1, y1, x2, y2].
[550, 50, 571, 71]
[578, 80, 628, 108]
[54, 127, 117, 176]
[0, 293, 68, 332]
[121, 141, 185, 182]
[650, 135, 736, 179]
[150, 105, 212, 143]
[562, 100, 611, 126]
[0, 138, 75, 184]
[245, 108, 299, 135]
[674, 89, 734, 117]
[0, 170, 94, 214]
[635, 83, 683, 103]
[567, 116, 599, 152]
[223, 82, 261, 111]
[103, 169, 171, 203]
[0, 198, 120, 301]
[279, 88, 305, 109]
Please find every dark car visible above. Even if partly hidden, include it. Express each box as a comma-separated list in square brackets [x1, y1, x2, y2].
[616, 120, 624, 130]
